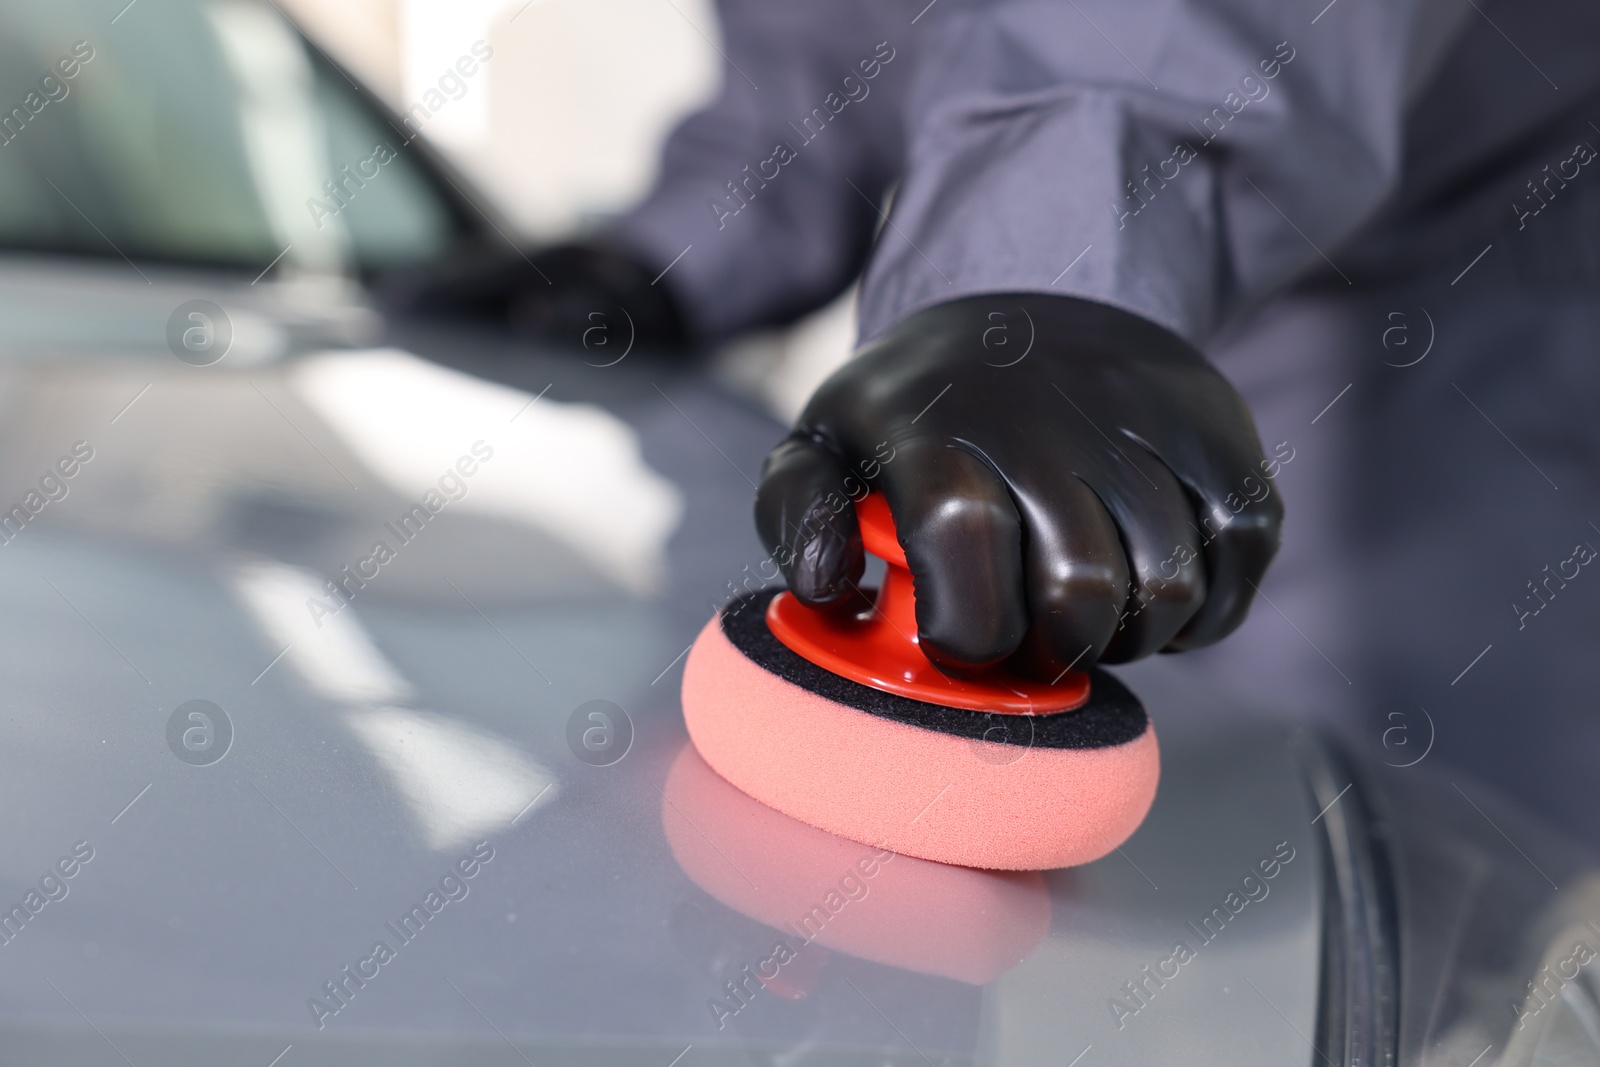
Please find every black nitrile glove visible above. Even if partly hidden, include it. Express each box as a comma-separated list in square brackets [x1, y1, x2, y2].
[379, 243, 685, 350]
[754, 294, 1284, 679]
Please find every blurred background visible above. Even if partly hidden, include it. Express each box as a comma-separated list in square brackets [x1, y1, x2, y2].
[278, 0, 716, 240]
[278, 0, 858, 420]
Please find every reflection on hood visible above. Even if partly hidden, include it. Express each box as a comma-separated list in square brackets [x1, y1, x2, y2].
[232, 559, 558, 851]
[291, 348, 683, 594]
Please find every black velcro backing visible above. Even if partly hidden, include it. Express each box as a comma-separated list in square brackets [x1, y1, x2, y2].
[720, 589, 1147, 750]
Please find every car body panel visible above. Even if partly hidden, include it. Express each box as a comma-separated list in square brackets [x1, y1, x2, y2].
[0, 257, 1326, 1065]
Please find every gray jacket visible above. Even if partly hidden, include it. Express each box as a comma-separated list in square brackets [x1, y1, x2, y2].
[612, 0, 1600, 346]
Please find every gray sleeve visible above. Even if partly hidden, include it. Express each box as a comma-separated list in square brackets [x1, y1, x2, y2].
[608, 0, 916, 343]
[856, 0, 1474, 346]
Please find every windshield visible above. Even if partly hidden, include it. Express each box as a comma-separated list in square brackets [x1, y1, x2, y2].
[0, 0, 468, 274]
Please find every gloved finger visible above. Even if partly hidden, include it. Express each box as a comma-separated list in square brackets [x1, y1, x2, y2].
[1004, 472, 1129, 680]
[878, 440, 1027, 674]
[754, 433, 865, 609]
[1124, 375, 1284, 651]
[1164, 471, 1283, 650]
[1086, 441, 1207, 663]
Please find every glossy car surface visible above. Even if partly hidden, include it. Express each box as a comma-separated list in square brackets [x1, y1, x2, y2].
[0, 2, 1597, 1065]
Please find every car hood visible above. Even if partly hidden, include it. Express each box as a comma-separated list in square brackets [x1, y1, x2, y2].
[0, 256, 1591, 1067]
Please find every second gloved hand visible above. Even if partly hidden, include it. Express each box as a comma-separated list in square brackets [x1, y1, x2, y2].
[754, 294, 1285, 678]
[379, 243, 685, 350]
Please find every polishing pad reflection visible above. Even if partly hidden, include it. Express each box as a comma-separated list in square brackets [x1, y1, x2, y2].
[661, 743, 1051, 985]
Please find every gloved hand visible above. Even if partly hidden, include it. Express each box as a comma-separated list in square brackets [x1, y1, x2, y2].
[754, 294, 1283, 678]
[379, 242, 685, 350]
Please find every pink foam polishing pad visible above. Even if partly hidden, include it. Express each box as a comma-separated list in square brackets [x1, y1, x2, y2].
[680, 592, 1160, 872]
[662, 742, 1051, 984]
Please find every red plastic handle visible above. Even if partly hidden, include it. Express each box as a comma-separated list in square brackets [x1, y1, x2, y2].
[855, 492, 907, 568]
[764, 493, 1090, 714]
